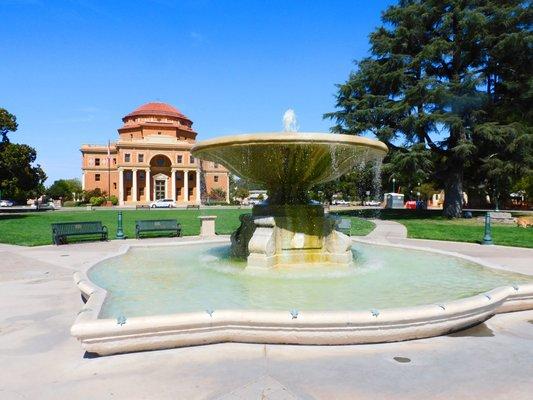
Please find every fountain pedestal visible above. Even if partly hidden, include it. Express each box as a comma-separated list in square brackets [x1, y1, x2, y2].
[231, 204, 352, 269]
[192, 131, 387, 270]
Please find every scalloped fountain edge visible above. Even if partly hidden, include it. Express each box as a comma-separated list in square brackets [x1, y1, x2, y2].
[70, 238, 533, 356]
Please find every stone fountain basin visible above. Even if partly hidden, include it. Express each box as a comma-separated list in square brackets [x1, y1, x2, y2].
[191, 132, 388, 188]
[70, 239, 533, 356]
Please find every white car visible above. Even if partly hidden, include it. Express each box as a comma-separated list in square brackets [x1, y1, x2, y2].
[332, 199, 350, 206]
[0, 199, 14, 207]
[150, 199, 176, 208]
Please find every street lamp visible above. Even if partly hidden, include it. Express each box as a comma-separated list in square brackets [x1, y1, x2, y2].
[392, 178, 396, 193]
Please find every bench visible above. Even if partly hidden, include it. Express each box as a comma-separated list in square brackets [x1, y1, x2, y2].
[186, 204, 200, 210]
[135, 219, 182, 239]
[335, 218, 352, 236]
[51, 221, 108, 245]
[136, 204, 150, 210]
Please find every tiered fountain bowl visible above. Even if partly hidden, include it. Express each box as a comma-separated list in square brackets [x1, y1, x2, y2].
[192, 132, 388, 269]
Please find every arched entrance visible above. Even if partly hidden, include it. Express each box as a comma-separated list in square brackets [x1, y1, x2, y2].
[150, 155, 172, 200]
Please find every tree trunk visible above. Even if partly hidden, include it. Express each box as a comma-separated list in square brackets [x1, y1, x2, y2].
[443, 163, 463, 218]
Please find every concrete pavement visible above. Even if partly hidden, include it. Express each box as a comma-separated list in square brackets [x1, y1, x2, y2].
[0, 229, 532, 399]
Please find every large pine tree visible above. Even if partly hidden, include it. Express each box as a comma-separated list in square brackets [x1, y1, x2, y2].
[326, 0, 532, 217]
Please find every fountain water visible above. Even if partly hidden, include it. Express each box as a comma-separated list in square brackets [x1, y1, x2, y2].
[282, 108, 299, 132]
[191, 114, 388, 269]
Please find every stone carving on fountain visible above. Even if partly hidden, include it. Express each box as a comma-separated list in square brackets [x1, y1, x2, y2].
[192, 128, 387, 269]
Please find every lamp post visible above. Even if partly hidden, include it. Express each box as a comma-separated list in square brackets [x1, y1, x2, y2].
[115, 211, 126, 240]
[481, 212, 493, 245]
[392, 178, 396, 193]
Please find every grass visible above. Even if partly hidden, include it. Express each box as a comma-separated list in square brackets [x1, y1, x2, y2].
[336, 208, 533, 249]
[0, 208, 376, 246]
[346, 217, 375, 236]
[1, 207, 530, 248]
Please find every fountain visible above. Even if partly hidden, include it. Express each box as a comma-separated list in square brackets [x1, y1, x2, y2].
[69, 111, 533, 356]
[191, 111, 388, 269]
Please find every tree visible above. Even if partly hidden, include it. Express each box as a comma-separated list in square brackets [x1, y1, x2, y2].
[46, 178, 82, 201]
[326, 0, 532, 217]
[0, 108, 18, 143]
[208, 188, 227, 202]
[234, 187, 250, 200]
[0, 108, 47, 203]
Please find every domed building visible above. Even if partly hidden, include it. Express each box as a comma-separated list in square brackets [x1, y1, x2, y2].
[80, 102, 229, 205]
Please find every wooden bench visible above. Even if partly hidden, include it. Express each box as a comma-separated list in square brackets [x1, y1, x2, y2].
[135, 219, 182, 239]
[335, 218, 352, 236]
[51, 221, 108, 245]
[186, 204, 200, 210]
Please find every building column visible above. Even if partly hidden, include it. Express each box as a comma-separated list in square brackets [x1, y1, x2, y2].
[81, 172, 85, 191]
[184, 169, 189, 203]
[118, 168, 124, 206]
[131, 168, 138, 203]
[171, 168, 177, 201]
[196, 169, 201, 204]
[145, 169, 150, 203]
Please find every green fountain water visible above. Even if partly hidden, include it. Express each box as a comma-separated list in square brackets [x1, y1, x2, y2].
[89, 242, 531, 319]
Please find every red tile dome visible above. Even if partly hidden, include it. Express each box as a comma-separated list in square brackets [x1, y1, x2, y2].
[123, 102, 191, 121]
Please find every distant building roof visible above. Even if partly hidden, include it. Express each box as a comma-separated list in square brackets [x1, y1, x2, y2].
[123, 102, 191, 121]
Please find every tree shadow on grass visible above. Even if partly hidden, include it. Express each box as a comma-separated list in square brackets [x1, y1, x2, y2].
[0, 214, 31, 221]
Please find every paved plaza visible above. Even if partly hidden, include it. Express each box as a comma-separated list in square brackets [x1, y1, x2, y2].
[0, 221, 532, 399]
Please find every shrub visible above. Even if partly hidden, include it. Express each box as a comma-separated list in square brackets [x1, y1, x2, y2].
[62, 200, 77, 207]
[108, 195, 118, 206]
[208, 188, 227, 202]
[89, 196, 105, 206]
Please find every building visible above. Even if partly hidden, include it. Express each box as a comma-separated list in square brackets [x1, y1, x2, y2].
[81, 102, 230, 206]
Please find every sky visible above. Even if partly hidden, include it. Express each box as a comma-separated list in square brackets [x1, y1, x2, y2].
[1, 0, 396, 184]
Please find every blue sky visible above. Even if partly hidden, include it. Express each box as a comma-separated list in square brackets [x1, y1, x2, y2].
[1, 0, 396, 183]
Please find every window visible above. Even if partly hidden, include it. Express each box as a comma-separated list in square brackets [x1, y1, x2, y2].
[177, 155, 183, 164]
[138, 154, 144, 163]
[158, 131, 161, 135]
[113, 158, 117, 164]
[125, 153, 131, 162]
[130, 134, 133, 139]
[139, 187, 144, 196]
[95, 174, 101, 182]
[189, 173, 193, 181]
[190, 156, 195, 164]
[113, 182, 117, 189]
[95, 158, 100, 166]
[214, 175, 219, 183]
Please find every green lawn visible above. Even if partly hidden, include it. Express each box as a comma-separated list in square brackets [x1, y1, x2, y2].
[0, 209, 375, 246]
[337, 209, 533, 248]
[2, 207, 530, 248]
[346, 217, 375, 236]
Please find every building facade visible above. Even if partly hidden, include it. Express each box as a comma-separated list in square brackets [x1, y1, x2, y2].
[81, 102, 230, 206]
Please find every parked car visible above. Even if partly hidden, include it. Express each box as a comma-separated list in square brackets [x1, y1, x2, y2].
[332, 199, 350, 206]
[0, 199, 14, 207]
[150, 199, 176, 208]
